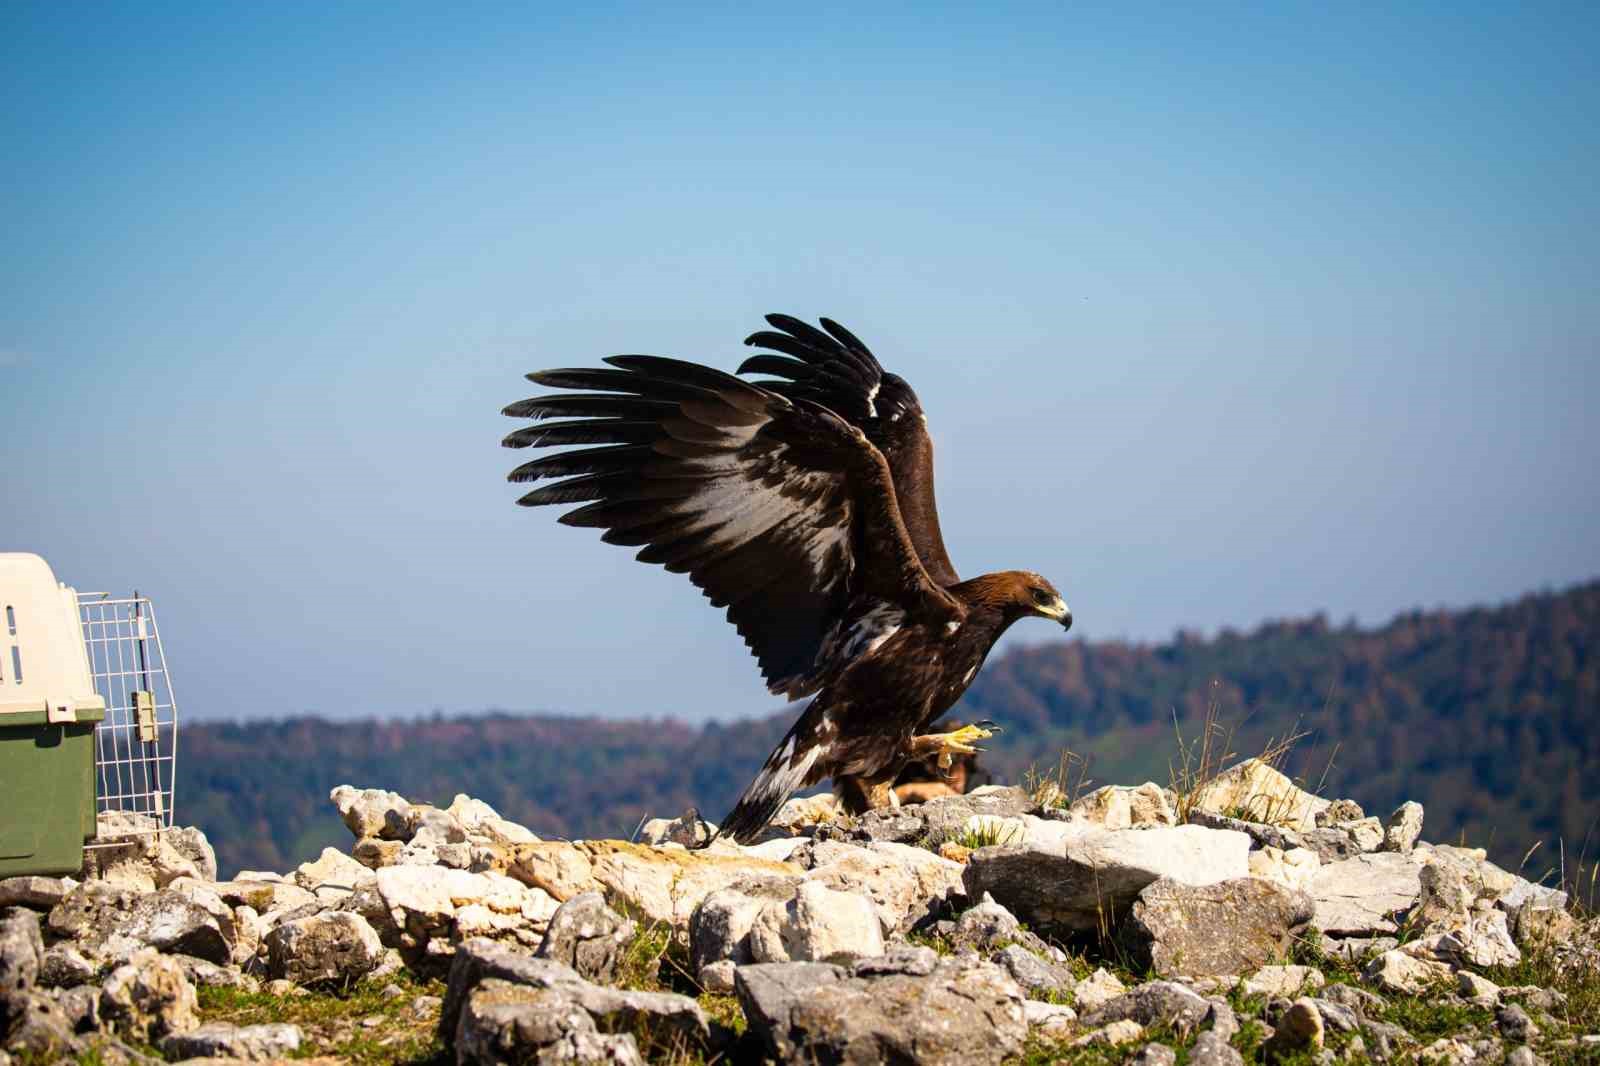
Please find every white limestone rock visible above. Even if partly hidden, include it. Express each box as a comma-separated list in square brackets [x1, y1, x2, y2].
[329, 785, 414, 840]
[1190, 758, 1331, 831]
[1362, 949, 1453, 995]
[1248, 846, 1321, 894]
[1310, 852, 1423, 935]
[294, 847, 371, 891]
[1069, 783, 1178, 830]
[1383, 801, 1425, 854]
[748, 880, 884, 964]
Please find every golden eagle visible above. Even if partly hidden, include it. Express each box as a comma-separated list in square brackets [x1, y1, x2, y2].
[504, 315, 1071, 843]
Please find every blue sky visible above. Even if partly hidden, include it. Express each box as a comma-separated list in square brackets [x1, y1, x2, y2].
[5, 2, 1596, 722]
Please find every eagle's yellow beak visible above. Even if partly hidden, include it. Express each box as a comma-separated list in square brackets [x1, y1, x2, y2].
[1039, 598, 1072, 631]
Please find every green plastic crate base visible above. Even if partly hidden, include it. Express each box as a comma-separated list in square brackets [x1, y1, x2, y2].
[0, 707, 105, 877]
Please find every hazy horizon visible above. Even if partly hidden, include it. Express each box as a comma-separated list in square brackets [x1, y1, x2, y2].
[7, 3, 1596, 721]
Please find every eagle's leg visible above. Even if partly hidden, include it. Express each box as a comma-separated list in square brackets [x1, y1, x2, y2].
[907, 721, 997, 774]
[833, 770, 903, 815]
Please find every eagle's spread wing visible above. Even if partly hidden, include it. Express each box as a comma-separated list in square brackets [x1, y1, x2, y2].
[738, 314, 960, 587]
[504, 353, 960, 699]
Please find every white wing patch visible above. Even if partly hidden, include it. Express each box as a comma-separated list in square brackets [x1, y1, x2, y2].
[945, 620, 961, 634]
[749, 739, 824, 807]
[865, 382, 879, 417]
[841, 603, 906, 661]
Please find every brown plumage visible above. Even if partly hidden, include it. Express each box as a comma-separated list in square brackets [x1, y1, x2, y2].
[504, 314, 1071, 844]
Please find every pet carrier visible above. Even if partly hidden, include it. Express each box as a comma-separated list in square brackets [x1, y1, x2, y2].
[0, 552, 180, 876]
[0, 552, 106, 876]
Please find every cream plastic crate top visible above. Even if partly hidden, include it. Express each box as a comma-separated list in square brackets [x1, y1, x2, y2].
[0, 552, 106, 721]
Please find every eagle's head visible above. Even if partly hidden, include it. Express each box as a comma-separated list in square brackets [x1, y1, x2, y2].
[977, 570, 1072, 631]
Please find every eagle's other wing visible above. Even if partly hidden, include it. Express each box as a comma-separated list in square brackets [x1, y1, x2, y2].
[504, 355, 960, 700]
[738, 314, 959, 587]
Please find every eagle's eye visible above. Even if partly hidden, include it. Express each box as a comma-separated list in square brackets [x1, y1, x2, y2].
[1029, 587, 1052, 606]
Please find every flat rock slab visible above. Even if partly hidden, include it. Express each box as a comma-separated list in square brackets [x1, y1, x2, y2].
[576, 841, 801, 931]
[440, 938, 722, 1056]
[454, 979, 644, 1066]
[160, 1021, 301, 1061]
[1123, 877, 1314, 977]
[0, 878, 75, 912]
[963, 825, 1250, 936]
[735, 951, 1027, 1066]
[1078, 981, 1213, 1034]
[1311, 853, 1422, 935]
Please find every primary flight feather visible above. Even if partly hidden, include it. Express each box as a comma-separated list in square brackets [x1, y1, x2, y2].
[505, 315, 1071, 843]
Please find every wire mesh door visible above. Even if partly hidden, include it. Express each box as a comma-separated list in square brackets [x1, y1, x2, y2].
[78, 594, 178, 829]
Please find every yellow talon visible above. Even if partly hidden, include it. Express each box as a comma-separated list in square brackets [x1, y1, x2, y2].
[913, 722, 996, 769]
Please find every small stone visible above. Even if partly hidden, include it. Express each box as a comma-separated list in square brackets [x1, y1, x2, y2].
[1079, 981, 1211, 1034]
[55, 984, 101, 1032]
[1457, 970, 1500, 1006]
[1023, 999, 1077, 1038]
[1497, 1003, 1539, 1043]
[1206, 998, 1240, 1040]
[351, 837, 405, 869]
[1317, 799, 1365, 826]
[329, 785, 413, 840]
[1244, 964, 1326, 998]
[1341, 817, 1385, 853]
[1248, 846, 1320, 894]
[293, 847, 370, 890]
[1323, 982, 1386, 1015]
[1363, 949, 1452, 995]
[1189, 1029, 1245, 1066]
[1263, 997, 1325, 1060]
[1383, 802, 1424, 853]
[1131, 1043, 1178, 1066]
[1072, 1018, 1144, 1047]
[638, 811, 717, 848]
[1, 906, 44, 996]
[994, 943, 1074, 997]
[1305, 998, 1360, 1034]
[1505, 1047, 1543, 1066]
[699, 959, 736, 994]
[950, 892, 1026, 953]
[172, 954, 258, 991]
[1073, 967, 1127, 1011]
[1360, 1018, 1415, 1059]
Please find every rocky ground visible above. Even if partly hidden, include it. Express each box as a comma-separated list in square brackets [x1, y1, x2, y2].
[1, 759, 1596, 1065]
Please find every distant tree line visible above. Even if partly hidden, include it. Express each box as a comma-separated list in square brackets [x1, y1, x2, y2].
[180, 580, 1598, 879]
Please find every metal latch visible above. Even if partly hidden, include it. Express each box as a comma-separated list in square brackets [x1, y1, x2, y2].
[134, 690, 157, 742]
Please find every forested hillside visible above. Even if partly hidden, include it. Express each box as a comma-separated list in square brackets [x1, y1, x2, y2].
[180, 580, 1598, 878]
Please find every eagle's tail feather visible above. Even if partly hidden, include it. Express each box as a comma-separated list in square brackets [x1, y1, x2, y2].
[714, 711, 830, 845]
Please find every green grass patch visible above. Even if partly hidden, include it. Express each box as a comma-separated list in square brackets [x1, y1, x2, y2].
[196, 972, 447, 1065]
